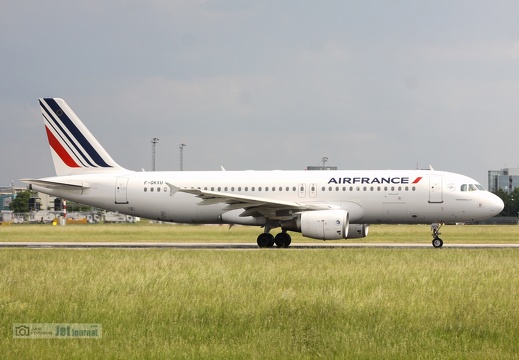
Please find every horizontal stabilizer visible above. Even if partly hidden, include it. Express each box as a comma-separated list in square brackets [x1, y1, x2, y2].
[20, 178, 90, 190]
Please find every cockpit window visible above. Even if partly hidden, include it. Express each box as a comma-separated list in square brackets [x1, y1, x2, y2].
[461, 184, 485, 191]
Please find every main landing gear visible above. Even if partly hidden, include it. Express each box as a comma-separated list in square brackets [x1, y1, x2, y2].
[431, 222, 444, 248]
[257, 232, 291, 248]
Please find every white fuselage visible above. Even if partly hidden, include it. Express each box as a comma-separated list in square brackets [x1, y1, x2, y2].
[27, 98, 505, 246]
[32, 169, 504, 226]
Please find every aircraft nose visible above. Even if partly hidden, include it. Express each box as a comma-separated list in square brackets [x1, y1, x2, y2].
[489, 193, 504, 214]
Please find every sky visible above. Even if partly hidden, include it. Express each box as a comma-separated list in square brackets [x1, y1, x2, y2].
[2, 0, 519, 187]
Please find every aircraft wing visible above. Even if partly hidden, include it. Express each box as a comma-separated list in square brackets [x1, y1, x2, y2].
[20, 178, 90, 190]
[168, 183, 334, 219]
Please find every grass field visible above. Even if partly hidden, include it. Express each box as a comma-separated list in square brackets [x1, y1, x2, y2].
[1, 222, 519, 244]
[1, 224, 519, 359]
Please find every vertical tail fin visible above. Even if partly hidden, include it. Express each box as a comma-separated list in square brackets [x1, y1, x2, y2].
[39, 98, 125, 176]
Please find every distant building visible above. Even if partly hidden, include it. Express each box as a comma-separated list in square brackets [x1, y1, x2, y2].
[0, 185, 60, 211]
[488, 168, 519, 193]
[0, 185, 25, 211]
[306, 165, 338, 171]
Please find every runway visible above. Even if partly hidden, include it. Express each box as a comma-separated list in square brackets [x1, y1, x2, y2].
[1, 242, 518, 249]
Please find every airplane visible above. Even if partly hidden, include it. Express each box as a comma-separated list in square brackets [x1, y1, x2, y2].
[22, 98, 504, 248]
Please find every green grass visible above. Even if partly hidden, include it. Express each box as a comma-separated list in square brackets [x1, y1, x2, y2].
[1, 223, 519, 244]
[1, 249, 519, 359]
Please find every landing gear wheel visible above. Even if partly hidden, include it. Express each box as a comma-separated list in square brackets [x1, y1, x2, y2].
[274, 233, 292, 248]
[431, 222, 444, 248]
[432, 238, 443, 248]
[257, 233, 275, 248]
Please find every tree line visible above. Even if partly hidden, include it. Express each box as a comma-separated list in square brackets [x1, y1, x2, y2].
[9, 190, 92, 213]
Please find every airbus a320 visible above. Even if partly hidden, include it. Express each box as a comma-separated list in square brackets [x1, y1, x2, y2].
[22, 98, 504, 248]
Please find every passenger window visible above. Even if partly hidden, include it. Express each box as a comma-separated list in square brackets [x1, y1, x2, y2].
[144, 187, 147, 192]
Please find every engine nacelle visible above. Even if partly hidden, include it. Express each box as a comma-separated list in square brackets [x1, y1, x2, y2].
[299, 210, 350, 240]
[347, 224, 369, 238]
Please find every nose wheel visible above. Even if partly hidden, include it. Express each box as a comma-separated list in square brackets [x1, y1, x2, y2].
[431, 222, 444, 248]
[432, 237, 443, 248]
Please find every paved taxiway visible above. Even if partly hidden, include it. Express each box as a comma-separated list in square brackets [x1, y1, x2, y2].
[1, 242, 518, 249]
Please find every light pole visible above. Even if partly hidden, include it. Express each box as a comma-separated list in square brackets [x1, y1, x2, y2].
[151, 138, 159, 171]
[179, 143, 186, 171]
[322, 157, 328, 170]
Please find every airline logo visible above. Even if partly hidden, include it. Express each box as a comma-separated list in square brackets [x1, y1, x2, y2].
[328, 176, 423, 185]
[40, 98, 113, 169]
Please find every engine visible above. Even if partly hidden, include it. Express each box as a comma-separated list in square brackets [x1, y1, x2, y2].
[347, 224, 369, 238]
[281, 210, 370, 240]
[282, 210, 349, 240]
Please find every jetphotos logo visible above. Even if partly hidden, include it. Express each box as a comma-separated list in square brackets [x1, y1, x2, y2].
[13, 323, 102, 339]
[328, 176, 423, 185]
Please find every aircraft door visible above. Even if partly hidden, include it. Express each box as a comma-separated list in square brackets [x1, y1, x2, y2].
[115, 177, 129, 204]
[429, 175, 443, 203]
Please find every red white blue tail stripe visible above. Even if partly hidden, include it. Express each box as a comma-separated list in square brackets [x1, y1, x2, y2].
[39, 98, 122, 175]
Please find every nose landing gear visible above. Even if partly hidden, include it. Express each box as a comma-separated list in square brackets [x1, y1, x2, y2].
[431, 222, 444, 248]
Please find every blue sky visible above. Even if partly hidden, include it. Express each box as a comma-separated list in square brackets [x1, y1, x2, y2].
[2, 1, 519, 186]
